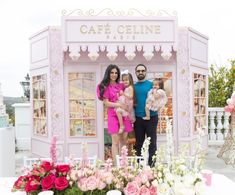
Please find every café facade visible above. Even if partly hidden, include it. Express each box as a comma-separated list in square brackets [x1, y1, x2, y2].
[29, 10, 208, 160]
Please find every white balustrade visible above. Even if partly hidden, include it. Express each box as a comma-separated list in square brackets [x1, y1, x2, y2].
[209, 110, 216, 142]
[224, 112, 231, 137]
[208, 107, 231, 145]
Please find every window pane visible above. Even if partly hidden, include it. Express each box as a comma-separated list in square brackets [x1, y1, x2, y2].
[32, 74, 47, 136]
[69, 72, 96, 137]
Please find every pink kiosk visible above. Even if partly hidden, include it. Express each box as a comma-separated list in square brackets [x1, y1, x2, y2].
[29, 10, 208, 160]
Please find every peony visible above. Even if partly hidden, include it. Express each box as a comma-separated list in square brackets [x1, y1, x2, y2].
[55, 177, 69, 191]
[124, 181, 139, 195]
[41, 174, 55, 190]
[86, 176, 97, 191]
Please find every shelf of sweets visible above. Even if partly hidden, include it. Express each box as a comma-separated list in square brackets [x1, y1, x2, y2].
[159, 106, 173, 116]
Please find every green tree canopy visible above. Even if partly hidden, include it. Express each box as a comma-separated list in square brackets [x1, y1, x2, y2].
[209, 60, 235, 107]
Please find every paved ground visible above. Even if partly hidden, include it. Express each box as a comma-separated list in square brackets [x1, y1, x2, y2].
[204, 145, 235, 182]
[15, 146, 235, 182]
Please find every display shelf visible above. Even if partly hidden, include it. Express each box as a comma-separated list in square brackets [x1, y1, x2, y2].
[193, 73, 207, 132]
[32, 74, 47, 136]
[68, 72, 96, 137]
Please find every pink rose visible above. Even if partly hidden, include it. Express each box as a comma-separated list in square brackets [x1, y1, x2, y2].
[12, 176, 29, 191]
[56, 165, 70, 175]
[41, 174, 55, 190]
[31, 167, 46, 176]
[124, 181, 139, 195]
[149, 186, 157, 195]
[139, 185, 151, 195]
[55, 177, 69, 191]
[41, 161, 54, 172]
[86, 176, 97, 191]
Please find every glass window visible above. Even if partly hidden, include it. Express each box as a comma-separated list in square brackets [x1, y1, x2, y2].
[32, 74, 47, 136]
[68, 73, 96, 137]
[193, 73, 206, 132]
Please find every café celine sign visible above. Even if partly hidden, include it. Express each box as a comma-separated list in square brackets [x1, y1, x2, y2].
[63, 18, 177, 43]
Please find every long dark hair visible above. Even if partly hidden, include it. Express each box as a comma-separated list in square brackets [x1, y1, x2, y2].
[98, 64, 120, 100]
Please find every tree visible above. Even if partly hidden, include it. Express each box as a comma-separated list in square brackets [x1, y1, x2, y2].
[209, 60, 235, 107]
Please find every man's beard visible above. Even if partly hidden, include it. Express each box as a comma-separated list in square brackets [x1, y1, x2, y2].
[137, 74, 146, 81]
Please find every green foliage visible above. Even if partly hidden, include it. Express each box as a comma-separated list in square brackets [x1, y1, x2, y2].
[209, 60, 235, 107]
[3, 96, 24, 126]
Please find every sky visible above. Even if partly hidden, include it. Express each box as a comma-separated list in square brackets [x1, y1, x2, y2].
[0, 0, 235, 97]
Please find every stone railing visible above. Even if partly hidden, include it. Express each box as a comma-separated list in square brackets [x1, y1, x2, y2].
[208, 107, 231, 145]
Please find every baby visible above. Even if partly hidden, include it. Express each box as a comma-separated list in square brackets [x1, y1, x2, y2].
[143, 78, 168, 120]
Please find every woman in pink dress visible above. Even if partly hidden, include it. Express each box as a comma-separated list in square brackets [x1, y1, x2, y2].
[97, 64, 133, 164]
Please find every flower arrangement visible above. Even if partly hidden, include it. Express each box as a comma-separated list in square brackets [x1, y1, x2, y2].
[12, 119, 206, 195]
[12, 161, 70, 194]
[224, 91, 235, 113]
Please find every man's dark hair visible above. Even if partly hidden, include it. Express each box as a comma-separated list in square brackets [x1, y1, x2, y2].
[135, 64, 147, 71]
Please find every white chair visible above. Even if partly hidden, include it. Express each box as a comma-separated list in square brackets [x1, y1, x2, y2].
[64, 155, 97, 167]
[116, 155, 146, 168]
[23, 156, 52, 169]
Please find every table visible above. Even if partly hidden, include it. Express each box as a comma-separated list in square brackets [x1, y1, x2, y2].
[204, 173, 235, 195]
[1, 174, 235, 195]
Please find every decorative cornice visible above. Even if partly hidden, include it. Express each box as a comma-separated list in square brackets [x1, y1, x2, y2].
[61, 8, 177, 17]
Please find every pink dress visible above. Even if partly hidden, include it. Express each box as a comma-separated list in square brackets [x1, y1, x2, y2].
[146, 89, 168, 111]
[97, 83, 133, 134]
[116, 86, 135, 123]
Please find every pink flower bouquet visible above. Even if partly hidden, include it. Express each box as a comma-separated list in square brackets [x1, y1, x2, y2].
[224, 92, 235, 113]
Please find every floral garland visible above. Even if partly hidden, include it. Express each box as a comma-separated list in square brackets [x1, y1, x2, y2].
[12, 119, 206, 195]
